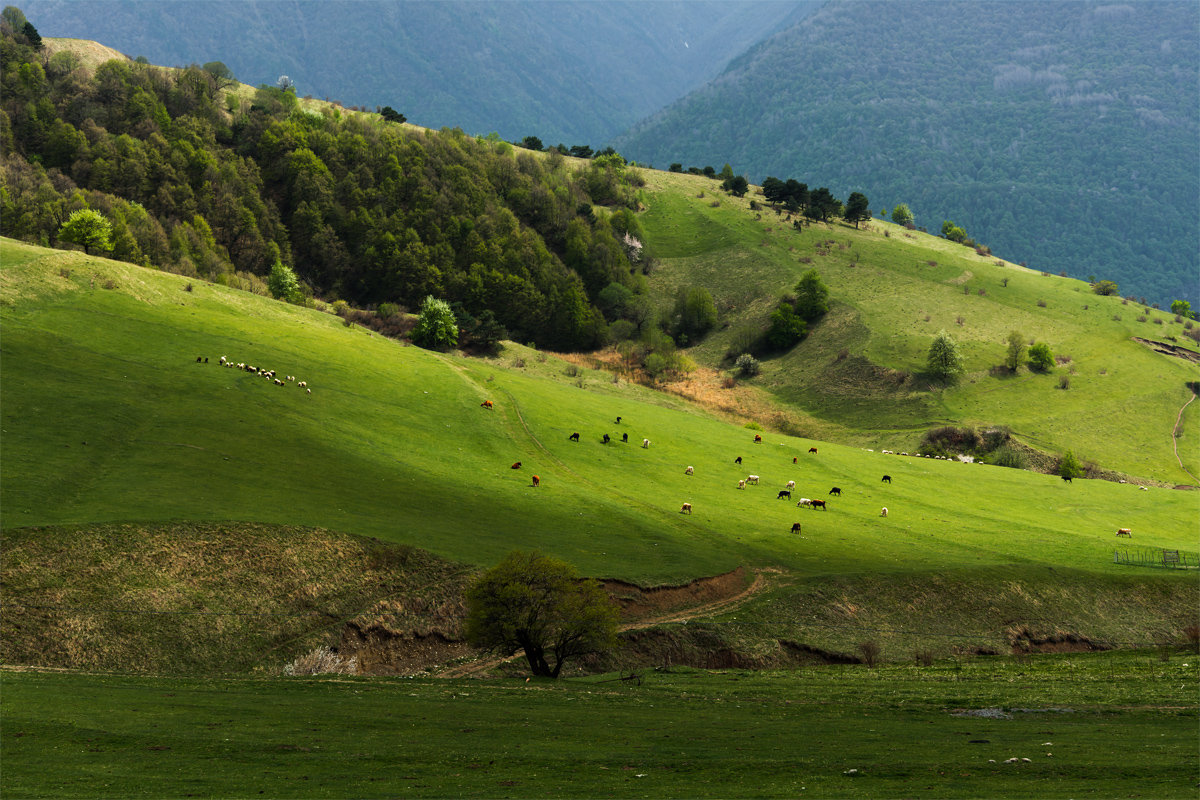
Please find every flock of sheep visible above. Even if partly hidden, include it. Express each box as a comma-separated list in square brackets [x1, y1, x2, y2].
[198, 355, 311, 393]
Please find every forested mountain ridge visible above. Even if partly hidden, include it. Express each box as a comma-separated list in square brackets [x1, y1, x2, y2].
[18, 0, 815, 146]
[614, 0, 1199, 306]
[0, 16, 657, 350]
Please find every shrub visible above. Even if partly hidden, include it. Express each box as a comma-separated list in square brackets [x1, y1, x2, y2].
[735, 353, 761, 377]
[1137, 315, 1148, 323]
[283, 645, 357, 676]
[990, 445, 1027, 469]
[1028, 342, 1054, 372]
[512, 357, 526, 368]
[722, 376, 737, 389]
[1058, 375, 1070, 390]
[858, 641, 881, 668]
[914, 649, 934, 667]
[1037, 299, 1047, 308]
[564, 363, 580, 377]
[1153, 317, 1164, 325]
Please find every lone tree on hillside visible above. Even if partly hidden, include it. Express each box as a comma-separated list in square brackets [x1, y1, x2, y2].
[1058, 449, 1084, 481]
[58, 209, 112, 255]
[1004, 330, 1026, 372]
[1092, 279, 1119, 296]
[891, 203, 914, 227]
[412, 295, 459, 350]
[379, 106, 406, 124]
[464, 551, 619, 678]
[926, 329, 964, 381]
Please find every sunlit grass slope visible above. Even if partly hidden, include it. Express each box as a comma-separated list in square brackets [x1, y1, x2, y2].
[3, 239, 1196, 590]
[637, 171, 1200, 484]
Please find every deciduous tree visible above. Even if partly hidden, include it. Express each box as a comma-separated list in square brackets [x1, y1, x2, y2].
[926, 329, 964, 380]
[891, 203, 914, 227]
[412, 295, 459, 350]
[58, 209, 112, 255]
[1028, 342, 1054, 372]
[1004, 330, 1025, 372]
[464, 551, 619, 678]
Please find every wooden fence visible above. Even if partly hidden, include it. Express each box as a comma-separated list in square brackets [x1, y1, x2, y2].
[1113, 546, 1199, 570]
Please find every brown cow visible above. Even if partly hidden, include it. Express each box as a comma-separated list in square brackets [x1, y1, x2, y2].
[790, 522, 802, 534]
[511, 462, 522, 469]
[1116, 528, 1132, 537]
[531, 475, 540, 487]
[808, 447, 818, 454]
[481, 400, 494, 409]
[754, 434, 763, 443]
[680, 503, 692, 514]
[809, 499, 827, 510]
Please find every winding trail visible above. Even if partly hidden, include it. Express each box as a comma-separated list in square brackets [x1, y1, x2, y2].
[1172, 392, 1197, 484]
[437, 567, 783, 678]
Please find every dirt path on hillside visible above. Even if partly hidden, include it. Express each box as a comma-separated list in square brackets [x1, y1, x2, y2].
[1172, 392, 1197, 484]
[437, 567, 783, 678]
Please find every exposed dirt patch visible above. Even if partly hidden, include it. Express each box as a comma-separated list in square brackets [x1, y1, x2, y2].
[339, 624, 471, 675]
[778, 640, 863, 665]
[1132, 337, 1200, 364]
[1007, 627, 1111, 655]
[603, 567, 751, 623]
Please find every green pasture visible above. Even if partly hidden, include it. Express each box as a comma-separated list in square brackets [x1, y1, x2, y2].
[3, 651, 1197, 798]
[636, 171, 1200, 482]
[2, 239, 1197, 593]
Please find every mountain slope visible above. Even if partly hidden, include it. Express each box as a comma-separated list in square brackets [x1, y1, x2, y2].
[20, 0, 814, 145]
[614, 0, 1200, 306]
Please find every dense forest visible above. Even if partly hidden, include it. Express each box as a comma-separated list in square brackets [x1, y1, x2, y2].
[19, 0, 814, 145]
[0, 10, 656, 350]
[615, 1, 1199, 306]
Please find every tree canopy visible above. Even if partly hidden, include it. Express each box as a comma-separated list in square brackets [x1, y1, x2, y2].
[412, 296, 459, 350]
[464, 551, 619, 678]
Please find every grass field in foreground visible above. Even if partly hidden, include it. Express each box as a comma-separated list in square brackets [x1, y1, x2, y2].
[2, 650, 1196, 799]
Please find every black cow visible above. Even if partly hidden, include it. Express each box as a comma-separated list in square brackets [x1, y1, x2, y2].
[602, 433, 611, 444]
[568, 432, 580, 441]
[735, 456, 743, 465]
[790, 522, 802, 534]
[882, 475, 892, 484]
[777, 490, 791, 500]
[621, 433, 628, 443]
[829, 487, 841, 496]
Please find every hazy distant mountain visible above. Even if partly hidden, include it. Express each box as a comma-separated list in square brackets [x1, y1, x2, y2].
[22, 0, 814, 145]
[613, 1, 1199, 305]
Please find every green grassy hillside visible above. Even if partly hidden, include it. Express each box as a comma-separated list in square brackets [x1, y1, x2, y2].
[3, 238, 1196, 669]
[636, 171, 1200, 484]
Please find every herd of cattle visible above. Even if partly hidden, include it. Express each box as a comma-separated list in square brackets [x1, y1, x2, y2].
[481, 399, 1139, 541]
[481, 401, 901, 536]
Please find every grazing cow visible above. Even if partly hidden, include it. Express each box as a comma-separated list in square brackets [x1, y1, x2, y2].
[1116, 528, 1132, 537]
[602, 433, 611, 444]
[737, 480, 746, 489]
[531, 475, 540, 487]
[880, 507, 888, 517]
[777, 490, 791, 500]
[793, 457, 798, 464]
[1062, 475, 1072, 483]
[511, 462, 522, 470]
[680, 503, 692, 514]
[747, 475, 759, 485]
[195, 356, 202, 363]
[882, 475, 892, 484]
[642, 438, 650, 448]
[685, 466, 694, 475]
[790, 522, 802, 534]
[785, 480, 796, 491]
[735, 456, 743, 465]
[754, 434, 763, 443]
[797, 498, 812, 507]
[568, 432, 580, 441]
[829, 487, 841, 496]
[616, 416, 622, 424]
[809, 499, 827, 510]
[622, 433, 628, 443]
[481, 400, 494, 409]
[808, 447, 818, 454]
